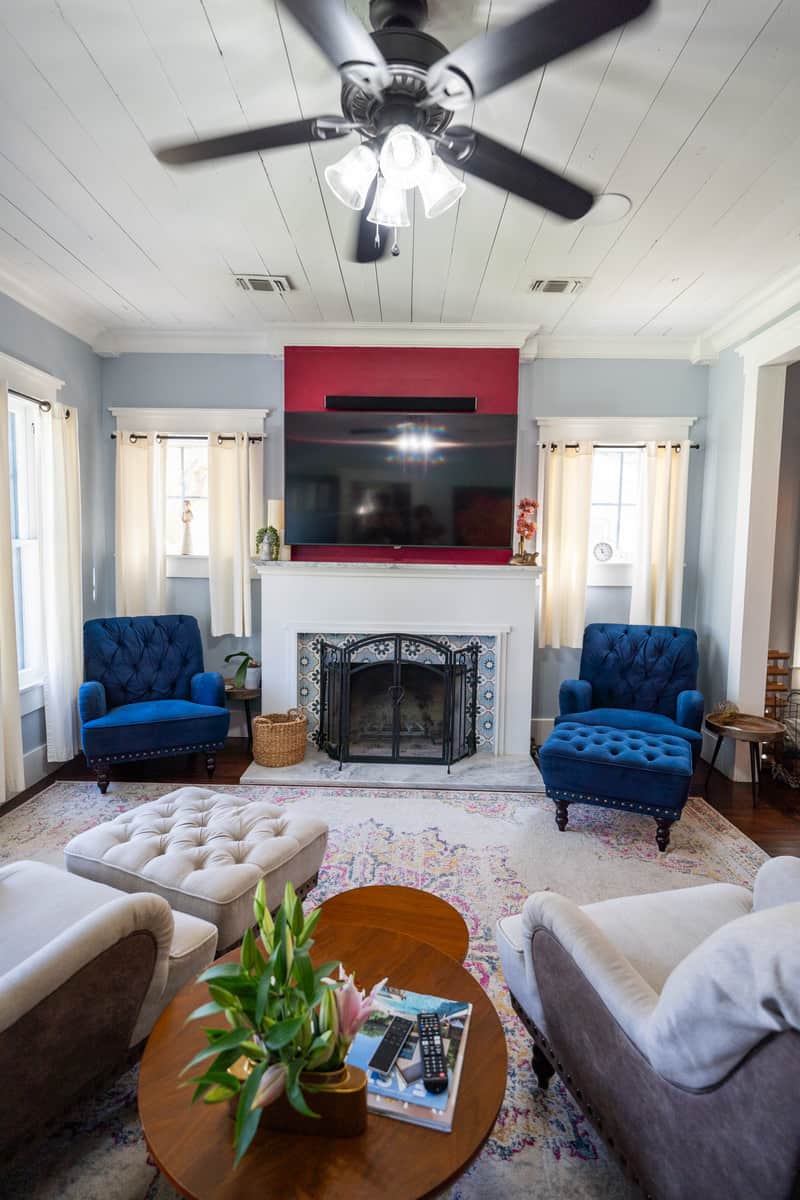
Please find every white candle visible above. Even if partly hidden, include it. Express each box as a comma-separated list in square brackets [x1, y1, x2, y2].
[267, 498, 284, 530]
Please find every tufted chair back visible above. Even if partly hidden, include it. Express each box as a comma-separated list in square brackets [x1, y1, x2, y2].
[83, 615, 205, 709]
[579, 623, 699, 719]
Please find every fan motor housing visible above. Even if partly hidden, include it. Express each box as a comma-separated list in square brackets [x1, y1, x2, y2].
[341, 25, 452, 138]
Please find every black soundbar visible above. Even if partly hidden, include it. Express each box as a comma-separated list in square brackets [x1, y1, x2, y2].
[325, 395, 477, 413]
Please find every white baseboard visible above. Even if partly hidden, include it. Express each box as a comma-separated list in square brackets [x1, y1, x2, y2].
[531, 717, 554, 745]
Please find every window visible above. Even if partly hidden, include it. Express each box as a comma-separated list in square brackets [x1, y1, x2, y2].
[7, 393, 43, 688]
[589, 448, 642, 565]
[165, 440, 209, 555]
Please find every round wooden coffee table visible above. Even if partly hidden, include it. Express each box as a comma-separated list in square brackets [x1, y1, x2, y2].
[139, 924, 506, 1200]
[317, 885, 469, 962]
[704, 713, 785, 806]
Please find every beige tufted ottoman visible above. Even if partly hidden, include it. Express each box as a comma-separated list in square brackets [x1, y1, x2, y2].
[64, 787, 328, 951]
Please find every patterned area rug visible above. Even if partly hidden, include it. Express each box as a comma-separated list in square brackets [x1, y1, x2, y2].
[1, 781, 766, 1200]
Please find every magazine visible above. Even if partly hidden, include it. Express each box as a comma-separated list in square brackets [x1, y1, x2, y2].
[345, 983, 471, 1132]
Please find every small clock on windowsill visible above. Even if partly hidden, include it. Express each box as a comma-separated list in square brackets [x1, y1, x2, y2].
[593, 541, 614, 563]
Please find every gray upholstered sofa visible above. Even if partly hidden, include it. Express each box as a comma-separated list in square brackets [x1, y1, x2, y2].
[0, 860, 218, 1155]
[497, 857, 800, 1199]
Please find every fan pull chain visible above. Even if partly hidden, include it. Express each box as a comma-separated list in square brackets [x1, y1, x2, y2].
[391, 227, 400, 257]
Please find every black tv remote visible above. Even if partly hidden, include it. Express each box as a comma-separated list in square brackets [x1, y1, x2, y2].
[368, 1016, 413, 1076]
[417, 1012, 448, 1093]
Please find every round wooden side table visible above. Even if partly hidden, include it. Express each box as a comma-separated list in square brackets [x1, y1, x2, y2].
[704, 713, 785, 806]
[317, 885, 470, 962]
[138, 924, 506, 1200]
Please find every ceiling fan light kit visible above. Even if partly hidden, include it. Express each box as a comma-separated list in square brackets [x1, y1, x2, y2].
[324, 143, 379, 210]
[153, 0, 652, 263]
[367, 176, 411, 229]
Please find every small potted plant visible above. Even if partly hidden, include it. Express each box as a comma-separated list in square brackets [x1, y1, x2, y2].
[183, 881, 383, 1164]
[224, 651, 261, 690]
[255, 526, 281, 561]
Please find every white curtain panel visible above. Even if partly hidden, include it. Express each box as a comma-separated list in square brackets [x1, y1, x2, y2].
[40, 403, 83, 761]
[115, 434, 166, 616]
[538, 441, 594, 649]
[0, 383, 25, 802]
[208, 434, 261, 638]
[630, 440, 691, 627]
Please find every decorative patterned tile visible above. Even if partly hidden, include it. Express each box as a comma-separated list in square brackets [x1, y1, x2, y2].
[297, 631, 497, 753]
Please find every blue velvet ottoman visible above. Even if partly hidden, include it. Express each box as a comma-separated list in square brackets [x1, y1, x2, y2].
[539, 722, 693, 851]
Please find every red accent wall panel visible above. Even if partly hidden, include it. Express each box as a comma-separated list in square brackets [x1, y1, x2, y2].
[284, 346, 519, 413]
[284, 345, 519, 563]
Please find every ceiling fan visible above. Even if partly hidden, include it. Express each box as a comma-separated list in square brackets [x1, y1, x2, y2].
[154, 0, 652, 262]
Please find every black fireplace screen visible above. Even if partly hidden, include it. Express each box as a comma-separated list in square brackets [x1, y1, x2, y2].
[317, 635, 479, 769]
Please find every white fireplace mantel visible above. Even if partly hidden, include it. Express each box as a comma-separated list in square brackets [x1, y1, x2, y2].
[254, 560, 542, 756]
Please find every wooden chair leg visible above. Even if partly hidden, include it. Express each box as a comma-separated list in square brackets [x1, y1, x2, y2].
[555, 800, 569, 832]
[655, 817, 672, 852]
[95, 767, 110, 795]
[532, 1044, 556, 1090]
[205, 753, 216, 780]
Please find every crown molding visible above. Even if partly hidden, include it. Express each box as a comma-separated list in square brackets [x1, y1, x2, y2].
[695, 263, 800, 360]
[531, 335, 706, 362]
[0, 268, 102, 347]
[92, 323, 541, 358]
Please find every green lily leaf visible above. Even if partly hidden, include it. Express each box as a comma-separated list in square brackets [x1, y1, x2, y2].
[298, 905, 322, 945]
[233, 1062, 267, 1168]
[186, 1000, 225, 1024]
[293, 951, 315, 1003]
[181, 1027, 253, 1075]
[264, 1014, 308, 1051]
[198, 962, 247, 982]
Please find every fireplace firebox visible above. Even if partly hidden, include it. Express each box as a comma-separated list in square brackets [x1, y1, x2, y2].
[317, 635, 479, 769]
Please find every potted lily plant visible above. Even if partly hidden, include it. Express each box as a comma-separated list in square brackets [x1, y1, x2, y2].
[224, 651, 261, 690]
[183, 881, 384, 1165]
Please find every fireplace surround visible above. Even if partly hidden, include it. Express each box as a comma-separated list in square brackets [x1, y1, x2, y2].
[317, 634, 479, 769]
[254, 561, 541, 758]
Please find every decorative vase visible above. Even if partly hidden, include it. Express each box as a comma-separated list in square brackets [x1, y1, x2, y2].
[244, 666, 261, 689]
[228, 1062, 367, 1138]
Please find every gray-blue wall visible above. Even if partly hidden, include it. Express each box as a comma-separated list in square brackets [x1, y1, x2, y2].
[0, 293, 105, 760]
[519, 357, 710, 722]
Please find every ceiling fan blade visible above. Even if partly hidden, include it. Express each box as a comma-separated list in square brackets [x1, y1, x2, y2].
[280, 0, 391, 97]
[155, 116, 351, 166]
[352, 179, 390, 263]
[426, 0, 653, 108]
[438, 128, 594, 220]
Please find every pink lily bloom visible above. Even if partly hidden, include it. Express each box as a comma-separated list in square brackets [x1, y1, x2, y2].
[251, 1062, 288, 1110]
[335, 972, 389, 1040]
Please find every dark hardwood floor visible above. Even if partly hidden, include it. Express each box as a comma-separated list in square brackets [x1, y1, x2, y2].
[4, 740, 800, 856]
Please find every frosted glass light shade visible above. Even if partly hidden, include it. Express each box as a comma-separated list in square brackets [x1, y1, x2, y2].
[367, 177, 411, 228]
[379, 124, 432, 189]
[418, 155, 466, 218]
[324, 143, 378, 210]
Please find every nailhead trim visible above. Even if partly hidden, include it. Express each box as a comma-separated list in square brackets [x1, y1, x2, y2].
[86, 740, 226, 767]
[546, 787, 680, 820]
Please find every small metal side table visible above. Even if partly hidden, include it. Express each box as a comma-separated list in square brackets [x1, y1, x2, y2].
[704, 713, 785, 806]
[224, 686, 261, 752]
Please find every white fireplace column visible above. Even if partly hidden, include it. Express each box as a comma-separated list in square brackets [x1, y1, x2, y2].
[253, 561, 541, 757]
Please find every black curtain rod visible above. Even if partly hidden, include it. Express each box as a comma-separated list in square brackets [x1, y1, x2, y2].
[110, 432, 262, 444]
[540, 441, 700, 451]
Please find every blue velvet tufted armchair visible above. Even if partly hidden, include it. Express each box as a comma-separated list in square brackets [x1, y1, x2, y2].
[555, 623, 704, 765]
[79, 615, 230, 793]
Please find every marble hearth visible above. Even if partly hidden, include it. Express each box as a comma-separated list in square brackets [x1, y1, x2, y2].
[251, 561, 542, 761]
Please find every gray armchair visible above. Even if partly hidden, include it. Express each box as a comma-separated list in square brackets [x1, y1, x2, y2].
[0, 860, 218, 1156]
[496, 858, 800, 1199]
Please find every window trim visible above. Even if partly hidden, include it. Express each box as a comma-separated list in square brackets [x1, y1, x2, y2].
[7, 392, 45, 689]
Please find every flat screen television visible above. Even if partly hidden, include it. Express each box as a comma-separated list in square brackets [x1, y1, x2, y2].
[285, 410, 517, 548]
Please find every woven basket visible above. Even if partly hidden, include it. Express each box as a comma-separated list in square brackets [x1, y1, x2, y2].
[252, 707, 308, 768]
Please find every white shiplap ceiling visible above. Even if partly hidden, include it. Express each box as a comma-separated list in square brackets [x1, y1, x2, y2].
[0, 0, 799, 351]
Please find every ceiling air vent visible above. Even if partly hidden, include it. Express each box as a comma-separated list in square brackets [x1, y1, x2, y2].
[528, 277, 588, 295]
[234, 274, 293, 293]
